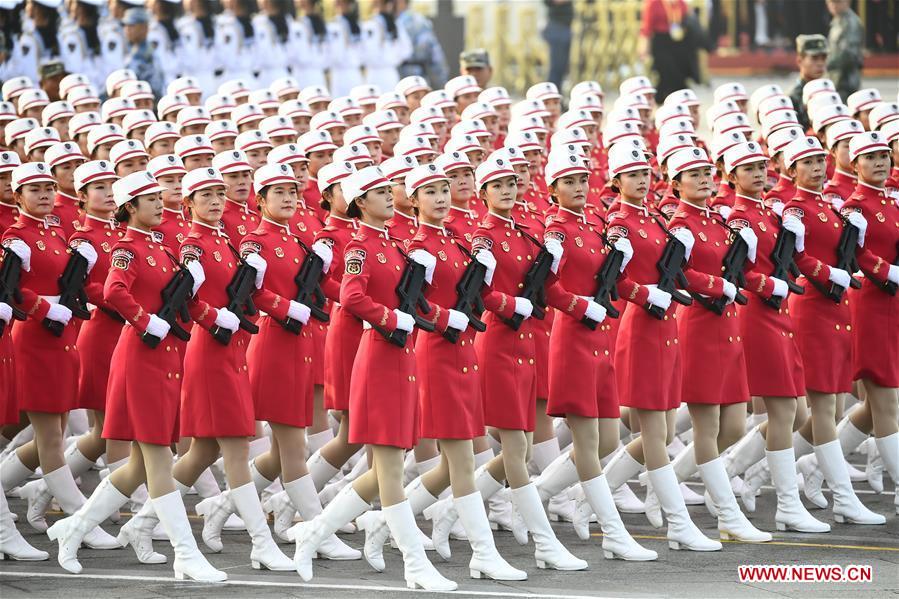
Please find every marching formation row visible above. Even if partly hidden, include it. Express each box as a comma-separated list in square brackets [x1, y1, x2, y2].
[0, 65, 898, 592]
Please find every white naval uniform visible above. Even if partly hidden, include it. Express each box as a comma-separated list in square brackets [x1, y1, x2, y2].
[326, 16, 364, 97]
[361, 14, 411, 93]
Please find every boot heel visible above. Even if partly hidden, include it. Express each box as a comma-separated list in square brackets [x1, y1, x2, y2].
[668, 540, 681, 550]
[603, 550, 616, 560]
[470, 568, 484, 579]
[775, 521, 786, 531]
[719, 530, 733, 541]
[251, 560, 261, 570]
[535, 559, 547, 569]
[833, 514, 846, 524]
[174, 569, 185, 580]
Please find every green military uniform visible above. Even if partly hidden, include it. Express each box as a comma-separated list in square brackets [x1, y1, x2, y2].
[827, 7, 864, 101]
[789, 35, 829, 131]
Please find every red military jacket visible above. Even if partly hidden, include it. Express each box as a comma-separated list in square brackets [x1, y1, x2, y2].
[443, 205, 480, 246]
[239, 218, 308, 322]
[179, 221, 237, 331]
[155, 207, 190, 248]
[385, 209, 418, 244]
[53, 191, 83, 238]
[290, 196, 326, 247]
[542, 206, 606, 320]
[823, 169, 858, 205]
[220, 198, 260, 242]
[841, 182, 899, 283]
[2, 211, 72, 322]
[314, 214, 358, 301]
[339, 222, 404, 332]
[764, 174, 796, 207]
[406, 222, 470, 333]
[69, 214, 126, 309]
[470, 212, 537, 320]
[104, 226, 182, 332]
[0, 200, 19, 233]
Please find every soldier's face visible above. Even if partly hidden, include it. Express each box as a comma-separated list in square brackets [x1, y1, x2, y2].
[447, 167, 473, 202]
[116, 157, 149, 177]
[261, 183, 297, 222]
[831, 139, 851, 170]
[52, 159, 84, 193]
[81, 180, 117, 216]
[798, 53, 827, 80]
[674, 166, 714, 202]
[359, 186, 394, 222]
[223, 170, 252, 201]
[481, 175, 517, 214]
[551, 173, 588, 211]
[189, 185, 227, 224]
[157, 174, 183, 207]
[729, 160, 768, 195]
[412, 181, 450, 224]
[789, 155, 826, 190]
[615, 168, 651, 201]
[16, 182, 56, 216]
[853, 150, 891, 184]
[290, 161, 309, 191]
[0, 172, 12, 201]
[149, 138, 176, 157]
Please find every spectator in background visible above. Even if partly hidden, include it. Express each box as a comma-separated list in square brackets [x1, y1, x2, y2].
[459, 48, 492, 89]
[543, 0, 573, 91]
[638, 0, 701, 102]
[826, 0, 863, 101]
[122, 7, 164, 99]
[395, 0, 449, 89]
[788, 34, 829, 130]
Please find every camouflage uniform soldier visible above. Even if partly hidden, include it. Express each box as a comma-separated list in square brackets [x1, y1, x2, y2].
[826, 0, 864, 102]
[789, 34, 829, 131]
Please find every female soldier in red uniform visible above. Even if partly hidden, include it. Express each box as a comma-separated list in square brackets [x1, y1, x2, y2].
[199, 163, 359, 562]
[148, 154, 189, 247]
[430, 154, 588, 571]
[662, 147, 773, 543]
[304, 160, 369, 495]
[0, 152, 21, 232]
[530, 150, 657, 561]
[357, 163, 526, 581]
[293, 165, 457, 592]
[778, 136, 886, 525]
[16, 161, 132, 532]
[599, 142, 723, 552]
[44, 170, 226, 582]
[439, 151, 479, 245]
[720, 141, 830, 533]
[836, 132, 899, 515]
[0, 163, 121, 555]
[163, 167, 293, 571]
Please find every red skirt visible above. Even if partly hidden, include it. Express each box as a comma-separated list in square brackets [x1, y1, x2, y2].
[103, 327, 182, 445]
[180, 326, 255, 438]
[677, 303, 750, 405]
[323, 305, 363, 411]
[850, 279, 898, 387]
[75, 310, 124, 411]
[415, 327, 484, 439]
[0, 332, 17, 425]
[310, 318, 327, 386]
[348, 329, 420, 448]
[614, 303, 681, 411]
[739, 298, 805, 397]
[12, 316, 79, 414]
[547, 313, 619, 419]
[534, 309, 553, 399]
[790, 283, 853, 393]
[247, 316, 314, 427]
[474, 313, 537, 431]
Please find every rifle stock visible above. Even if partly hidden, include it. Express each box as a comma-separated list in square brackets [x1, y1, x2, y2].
[0, 247, 26, 337]
[43, 252, 92, 337]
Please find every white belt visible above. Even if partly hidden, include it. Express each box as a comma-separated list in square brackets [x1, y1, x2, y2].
[39, 295, 60, 304]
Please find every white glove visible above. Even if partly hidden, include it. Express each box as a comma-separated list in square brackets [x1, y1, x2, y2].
[244, 252, 267, 289]
[614, 238, 633, 272]
[888, 264, 899, 285]
[544, 238, 563, 274]
[408, 249, 437, 284]
[311, 240, 333, 273]
[75, 242, 98, 273]
[722, 280, 737, 304]
[145, 313, 170, 340]
[45, 303, 72, 325]
[644, 284, 672, 311]
[770, 276, 788, 298]
[393, 308, 415, 332]
[845, 211, 867, 247]
[7, 239, 31, 271]
[513, 296, 533, 319]
[287, 300, 311, 324]
[771, 201, 785, 217]
[831, 197, 844, 210]
[214, 307, 240, 332]
[781, 215, 806, 252]
[475, 249, 497, 286]
[738, 227, 758, 263]
[828, 266, 851, 289]
[672, 228, 695, 261]
[446, 308, 469, 333]
[0, 302, 11, 324]
[583, 298, 606, 323]
[185, 260, 205, 296]
[718, 205, 733, 219]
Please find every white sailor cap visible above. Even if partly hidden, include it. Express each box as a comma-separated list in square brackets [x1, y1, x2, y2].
[607, 142, 651, 177]
[461, 101, 497, 123]
[810, 103, 850, 134]
[120, 80, 154, 102]
[112, 170, 163, 206]
[18, 89, 50, 113]
[710, 132, 746, 162]
[259, 115, 296, 139]
[766, 126, 804, 154]
[157, 93, 189, 118]
[11, 162, 55, 191]
[551, 127, 590, 149]
[0, 101, 17, 122]
[393, 135, 437, 159]
[2, 76, 34, 101]
[491, 146, 528, 167]
[44, 141, 85, 168]
[869, 102, 899, 131]
[400, 122, 438, 141]
[396, 76, 430, 97]
[253, 162, 297, 194]
[405, 163, 449, 197]
[375, 92, 407, 112]
[212, 149, 253, 174]
[444, 134, 482, 155]
[234, 129, 272, 152]
[147, 154, 187, 178]
[511, 98, 550, 120]
[445, 75, 482, 99]
[433, 151, 472, 173]
[86, 123, 126, 154]
[317, 160, 356, 193]
[5, 117, 37, 145]
[109, 138, 149, 165]
[602, 120, 642, 146]
[309, 110, 346, 131]
[825, 119, 864, 149]
[297, 130, 337, 154]
[713, 82, 748, 104]
[760, 110, 800, 138]
[420, 90, 455, 110]
[342, 165, 391, 202]
[66, 86, 101, 109]
[299, 85, 332, 106]
[363, 109, 403, 131]
[848, 131, 891, 161]
[41, 101, 74, 126]
[270, 77, 301, 98]
[101, 96, 135, 122]
[452, 118, 490, 139]
[474, 154, 516, 189]
[0, 150, 21, 173]
[409, 105, 447, 126]
[330, 96, 364, 116]
[205, 119, 239, 141]
[570, 80, 604, 99]
[181, 166, 225, 197]
[350, 84, 382, 105]
[619, 76, 655, 97]
[504, 130, 543, 152]
[807, 92, 842, 116]
[23, 126, 60, 155]
[847, 88, 882, 114]
[248, 89, 279, 110]
[723, 141, 768, 174]
[122, 109, 157, 134]
[231, 103, 264, 127]
[757, 95, 794, 119]
[174, 134, 215, 158]
[333, 143, 373, 166]
[61, 73, 94, 98]
[526, 82, 562, 102]
[478, 86, 512, 107]
[880, 119, 899, 144]
[144, 121, 179, 146]
[544, 149, 589, 186]
[167, 76, 202, 98]
[667, 146, 714, 179]
[218, 79, 251, 100]
[569, 93, 603, 115]
[105, 69, 137, 97]
[655, 103, 691, 128]
[748, 84, 784, 116]
[614, 93, 651, 112]
[267, 143, 308, 165]
[279, 99, 313, 119]
[344, 124, 381, 146]
[204, 94, 237, 118]
[658, 118, 697, 140]
[656, 134, 697, 165]
[801, 78, 836, 105]
[783, 136, 826, 168]
[664, 88, 700, 107]
[73, 159, 117, 191]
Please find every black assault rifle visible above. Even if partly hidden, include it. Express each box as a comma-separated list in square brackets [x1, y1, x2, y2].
[375, 250, 434, 347]
[211, 244, 259, 345]
[43, 252, 92, 337]
[142, 252, 194, 348]
[279, 239, 330, 335]
[443, 243, 487, 343]
[501, 230, 553, 331]
[0, 247, 26, 337]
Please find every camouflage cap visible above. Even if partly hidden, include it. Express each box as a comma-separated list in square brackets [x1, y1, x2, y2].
[39, 60, 66, 81]
[796, 34, 828, 55]
[460, 48, 490, 69]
